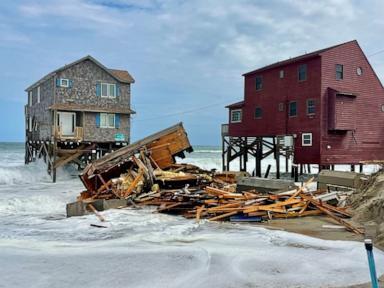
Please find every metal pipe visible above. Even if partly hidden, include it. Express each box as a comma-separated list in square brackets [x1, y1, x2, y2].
[364, 239, 379, 288]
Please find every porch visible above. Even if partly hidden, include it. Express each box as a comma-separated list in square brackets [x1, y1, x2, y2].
[53, 111, 84, 141]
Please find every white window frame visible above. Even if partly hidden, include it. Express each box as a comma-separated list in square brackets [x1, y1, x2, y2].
[60, 79, 69, 88]
[100, 83, 116, 98]
[231, 109, 242, 123]
[28, 91, 32, 107]
[302, 133, 312, 146]
[100, 113, 115, 128]
[279, 70, 284, 79]
[37, 86, 41, 103]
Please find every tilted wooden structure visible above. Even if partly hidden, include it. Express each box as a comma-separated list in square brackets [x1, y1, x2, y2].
[80, 122, 193, 193]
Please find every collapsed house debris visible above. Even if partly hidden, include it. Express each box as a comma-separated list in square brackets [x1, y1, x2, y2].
[67, 123, 365, 235]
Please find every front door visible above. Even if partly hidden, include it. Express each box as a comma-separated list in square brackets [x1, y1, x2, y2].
[58, 112, 76, 136]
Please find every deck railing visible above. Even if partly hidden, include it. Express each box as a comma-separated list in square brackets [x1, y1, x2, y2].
[221, 124, 229, 136]
[53, 126, 83, 141]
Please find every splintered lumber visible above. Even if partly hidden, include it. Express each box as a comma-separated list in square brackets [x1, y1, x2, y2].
[88, 204, 106, 222]
[243, 198, 303, 214]
[208, 211, 238, 221]
[287, 177, 314, 200]
[122, 169, 144, 198]
[196, 205, 205, 223]
[300, 194, 363, 234]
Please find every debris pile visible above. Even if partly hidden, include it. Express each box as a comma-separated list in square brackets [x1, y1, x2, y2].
[69, 123, 363, 235]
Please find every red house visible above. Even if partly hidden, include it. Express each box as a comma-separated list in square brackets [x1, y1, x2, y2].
[223, 40, 384, 176]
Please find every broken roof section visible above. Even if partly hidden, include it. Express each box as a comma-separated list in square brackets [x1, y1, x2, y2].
[243, 40, 357, 76]
[80, 122, 193, 192]
[25, 55, 135, 91]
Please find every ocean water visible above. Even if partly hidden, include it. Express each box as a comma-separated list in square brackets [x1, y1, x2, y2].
[0, 142, 383, 288]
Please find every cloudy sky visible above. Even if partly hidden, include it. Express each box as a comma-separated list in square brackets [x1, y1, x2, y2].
[1, 0, 383, 145]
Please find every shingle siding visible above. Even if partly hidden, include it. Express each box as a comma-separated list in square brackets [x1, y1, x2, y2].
[25, 57, 133, 143]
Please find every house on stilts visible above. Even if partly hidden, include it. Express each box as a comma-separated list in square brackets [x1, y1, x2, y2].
[222, 40, 384, 179]
[25, 55, 135, 182]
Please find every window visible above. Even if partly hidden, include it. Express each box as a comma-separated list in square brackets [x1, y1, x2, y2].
[231, 109, 242, 123]
[255, 76, 263, 90]
[302, 133, 312, 146]
[289, 101, 297, 117]
[37, 86, 41, 103]
[336, 64, 343, 80]
[254, 107, 262, 119]
[307, 99, 315, 115]
[60, 79, 69, 87]
[100, 113, 115, 128]
[28, 91, 32, 107]
[279, 70, 284, 79]
[278, 102, 284, 112]
[356, 67, 363, 76]
[101, 83, 116, 98]
[298, 64, 307, 81]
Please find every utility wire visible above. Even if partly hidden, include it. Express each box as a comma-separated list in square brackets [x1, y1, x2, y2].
[132, 47, 384, 122]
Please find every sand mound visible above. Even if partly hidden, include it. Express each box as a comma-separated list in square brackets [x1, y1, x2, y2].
[350, 170, 384, 247]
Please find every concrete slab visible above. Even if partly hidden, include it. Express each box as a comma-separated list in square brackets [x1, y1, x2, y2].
[318, 170, 362, 189]
[236, 177, 297, 193]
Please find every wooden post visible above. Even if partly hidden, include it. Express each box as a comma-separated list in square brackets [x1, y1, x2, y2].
[274, 137, 280, 179]
[244, 137, 248, 172]
[351, 164, 355, 172]
[264, 164, 271, 178]
[299, 164, 303, 175]
[307, 164, 311, 174]
[285, 152, 289, 173]
[52, 109, 58, 183]
[255, 137, 262, 177]
[221, 137, 226, 171]
[359, 164, 363, 173]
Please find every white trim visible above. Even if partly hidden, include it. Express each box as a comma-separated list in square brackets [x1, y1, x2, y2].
[60, 79, 69, 88]
[28, 91, 32, 107]
[302, 133, 312, 146]
[100, 83, 116, 98]
[37, 86, 41, 103]
[100, 113, 116, 128]
[230, 109, 242, 123]
[28, 117, 32, 132]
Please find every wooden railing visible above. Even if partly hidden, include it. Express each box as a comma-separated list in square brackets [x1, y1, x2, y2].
[221, 124, 229, 136]
[53, 126, 83, 141]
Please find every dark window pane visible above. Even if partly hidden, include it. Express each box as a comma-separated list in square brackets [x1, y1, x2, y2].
[289, 101, 297, 116]
[256, 76, 263, 90]
[298, 64, 307, 81]
[255, 107, 262, 118]
[307, 99, 315, 114]
[336, 64, 343, 80]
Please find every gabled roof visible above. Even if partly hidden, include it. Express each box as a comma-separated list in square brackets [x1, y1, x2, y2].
[243, 40, 357, 76]
[225, 101, 244, 109]
[25, 55, 135, 91]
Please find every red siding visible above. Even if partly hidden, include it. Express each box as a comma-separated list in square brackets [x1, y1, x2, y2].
[320, 41, 384, 164]
[227, 40, 384, 165]
[228, 57, 322, 163]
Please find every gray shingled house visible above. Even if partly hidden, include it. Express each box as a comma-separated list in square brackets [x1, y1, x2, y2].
[25, 55, 135, 181]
